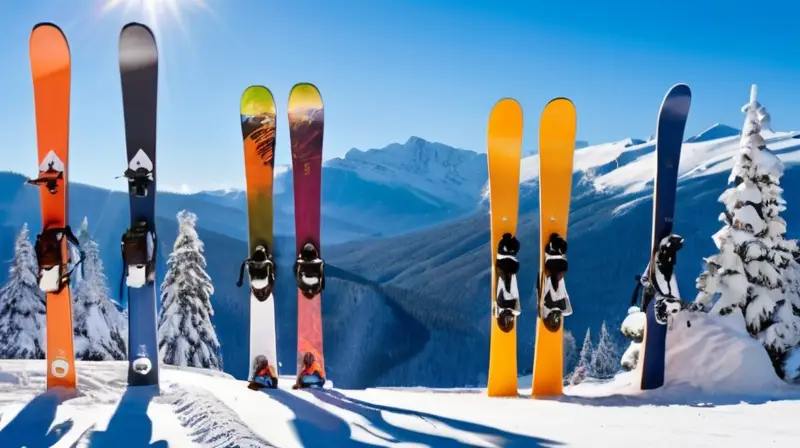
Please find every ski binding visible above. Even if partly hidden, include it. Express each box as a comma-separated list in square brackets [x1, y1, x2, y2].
[34, 226, 82, 293]
[295, 242, 325, 299]
[237, 245, 275, 301]
[540, 233, 572, 332]
[494, 233, 520, 333]
[122, 221, 156, 288]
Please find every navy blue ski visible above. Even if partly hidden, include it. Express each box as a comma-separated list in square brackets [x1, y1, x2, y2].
[119, 22, 160, 387]
[639, 83, 691, 390]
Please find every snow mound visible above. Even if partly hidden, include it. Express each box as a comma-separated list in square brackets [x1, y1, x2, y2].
[621, 306, 645, 339]
[663, 311, 787, 394]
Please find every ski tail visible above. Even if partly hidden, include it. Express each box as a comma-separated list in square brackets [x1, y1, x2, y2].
[532, 97, 576, 398]
[240, 85, 279, 376]
[30, 22, 77, 390]
[639, 83, 692, 391]
[289, 83, 326, 378]
[486, 98, 523, 397]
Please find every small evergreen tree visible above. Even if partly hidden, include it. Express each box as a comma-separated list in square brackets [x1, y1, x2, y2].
[590, 320, 619, 379]
[157, 210, 221, 370]
[566, 328, 593, 385]
[563, 329, 578, 373]
[0, 224, 46, 359]
[72, 217, 127, 361]
[694, 85, 800, 377]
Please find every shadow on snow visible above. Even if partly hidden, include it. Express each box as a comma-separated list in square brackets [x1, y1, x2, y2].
[0, 387, 76, 447]
[304, 388, 561, 447]
[86, 385, 167, 447]
[262, 388, 373, 447]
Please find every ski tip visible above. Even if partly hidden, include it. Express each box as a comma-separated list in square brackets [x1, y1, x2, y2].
[30, 22, 70, 66]
[119, 22, 158, 69]
[31, 22, 63, 34]
[121, 22, 154, 35]
[492, 97, 522, 110]
[289, 82, 321, 97]
[546, 96, 574, 106]
[119, 22, 157, 49]
[288, 83, 323, 110]
[542, 97, 576, 116]
[666, 83, 692, 98]
[240, 85, 276, 115]
[489, 98, 523, 122]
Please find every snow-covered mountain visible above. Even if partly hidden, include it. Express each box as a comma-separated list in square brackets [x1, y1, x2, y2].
[195, 137, 490, 239]
[325, 136, 488, 210]
[1, 312, 798, 447]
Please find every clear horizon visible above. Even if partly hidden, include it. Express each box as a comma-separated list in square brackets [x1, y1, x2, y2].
[0, 0, 798, 193]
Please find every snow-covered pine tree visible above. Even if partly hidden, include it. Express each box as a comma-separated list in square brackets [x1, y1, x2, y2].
[0, 224, 46, 359]
[694, 84, 800, 377]
[590, 320, 619, 379]
[157, 210, 221, 370]
[563, 329, 578, 373]
[72, 217, 127, 361]
[566, 328, 593, 385]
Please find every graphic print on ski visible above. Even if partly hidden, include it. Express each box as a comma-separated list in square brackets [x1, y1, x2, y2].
[639, 84, 691, 390]
[486, 98, 523, 397]
[119, 22, 160, 387]
[28, 22, 77, 390]
[288, 83, 326, 377]
[239, 86, 279, 380]
[531, 98, 577, 397]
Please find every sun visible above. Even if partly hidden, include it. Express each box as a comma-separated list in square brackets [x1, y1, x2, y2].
[101, 0, 211, 34]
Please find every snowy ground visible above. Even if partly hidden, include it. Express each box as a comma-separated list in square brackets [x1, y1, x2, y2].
[2, 312, 800, 447]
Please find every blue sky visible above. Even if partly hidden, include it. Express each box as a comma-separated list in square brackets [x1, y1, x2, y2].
[0, 0, 798, 192]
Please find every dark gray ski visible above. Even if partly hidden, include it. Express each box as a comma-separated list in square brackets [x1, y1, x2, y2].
[119, 22, 159, 387]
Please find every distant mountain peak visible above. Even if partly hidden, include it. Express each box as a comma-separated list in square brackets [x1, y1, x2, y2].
[686, 123, 741, 143]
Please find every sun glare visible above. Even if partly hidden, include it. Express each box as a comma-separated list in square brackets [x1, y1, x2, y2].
[101, 0, 211, 34]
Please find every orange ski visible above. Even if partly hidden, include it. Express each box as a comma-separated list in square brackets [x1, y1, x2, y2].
[28, 23, 78, 390]
[531, 98, 577, 397]
[486, 98, 523, 397]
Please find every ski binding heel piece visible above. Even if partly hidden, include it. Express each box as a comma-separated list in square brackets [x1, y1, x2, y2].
[34, 227, 71, 293]
[244, 245, 275, 302]
[295, 242, 324, 299]
[122, 223, 155, 288]
[39, 266, 63, 293]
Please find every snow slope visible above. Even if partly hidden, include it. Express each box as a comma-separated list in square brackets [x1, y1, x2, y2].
[2, 309, 800, 448]
[513, 124, 800, 196]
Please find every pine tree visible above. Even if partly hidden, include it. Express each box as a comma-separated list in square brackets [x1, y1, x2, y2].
[157, 210, 221, 370]
[566, 328, 593, 385]
[563, 329, 578, 373]
[0, 224, 46, 359]
[72, 217, 127, 361]
[694, 85, 800, 377]
[590, 320, 619, 379]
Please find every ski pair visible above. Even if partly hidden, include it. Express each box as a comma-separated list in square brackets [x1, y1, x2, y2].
[26, 22, 159, 389]
[239, 83, 327, 385]
[486, 98, 577, 398]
